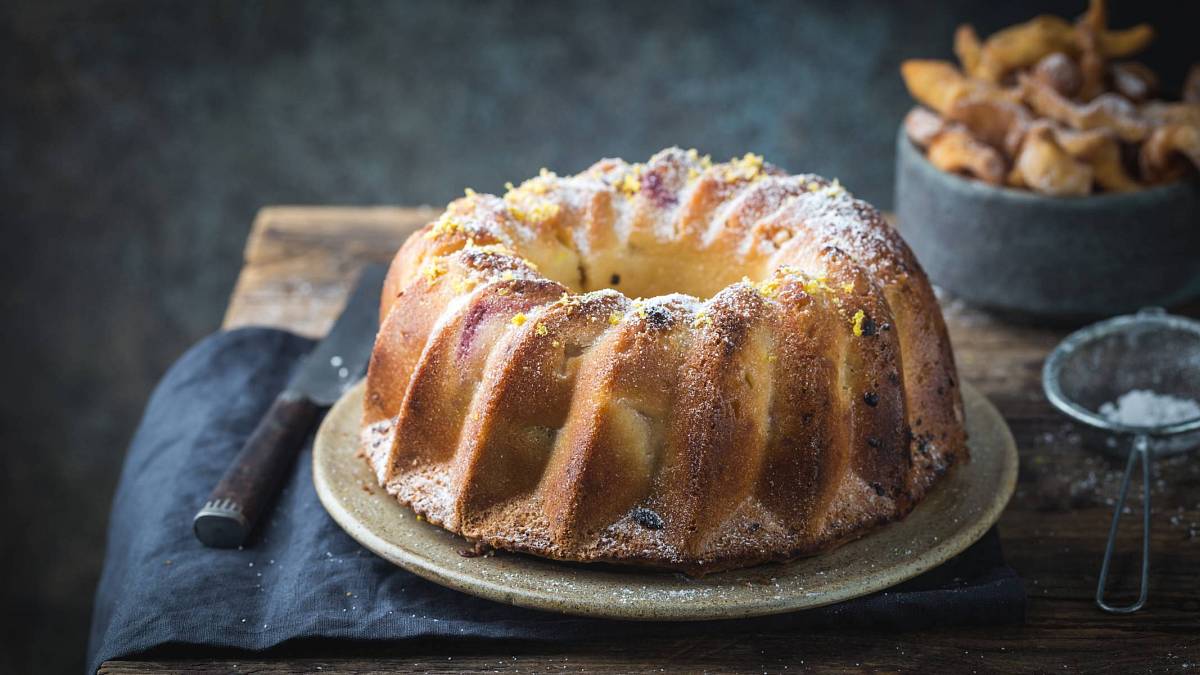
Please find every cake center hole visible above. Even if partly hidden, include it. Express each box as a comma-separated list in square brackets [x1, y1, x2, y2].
[571, 246, 762, 300]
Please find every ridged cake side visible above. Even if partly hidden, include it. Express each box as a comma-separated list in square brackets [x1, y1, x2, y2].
[362, 148, 966, 574]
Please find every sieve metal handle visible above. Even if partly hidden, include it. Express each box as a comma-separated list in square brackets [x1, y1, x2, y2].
[1096, 434, 1151, 614]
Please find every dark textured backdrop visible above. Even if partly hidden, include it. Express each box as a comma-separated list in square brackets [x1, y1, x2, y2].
[2, 1, 1195, 672]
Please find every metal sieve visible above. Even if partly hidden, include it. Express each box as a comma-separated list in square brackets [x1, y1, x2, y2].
[1042, 307, 1200, 613]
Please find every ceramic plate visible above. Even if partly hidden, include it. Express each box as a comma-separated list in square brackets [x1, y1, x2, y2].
[313, 380, 1017, 620]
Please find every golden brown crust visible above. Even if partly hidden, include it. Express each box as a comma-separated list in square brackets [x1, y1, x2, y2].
[363, 148, 967, 575]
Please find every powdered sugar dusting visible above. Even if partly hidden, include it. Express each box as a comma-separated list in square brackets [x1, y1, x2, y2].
[1099, 390, 1200, 428]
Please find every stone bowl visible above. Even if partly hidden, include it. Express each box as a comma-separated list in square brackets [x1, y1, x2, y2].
[894, 126, 1200, 321]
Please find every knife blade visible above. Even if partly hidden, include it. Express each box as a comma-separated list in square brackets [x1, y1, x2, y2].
[193, 264, 387, 548]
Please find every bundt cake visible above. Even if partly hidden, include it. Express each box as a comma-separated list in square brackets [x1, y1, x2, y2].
[361, 148, 967, 575]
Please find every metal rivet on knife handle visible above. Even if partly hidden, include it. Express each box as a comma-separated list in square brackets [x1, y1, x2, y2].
[193, 498, 250, 549]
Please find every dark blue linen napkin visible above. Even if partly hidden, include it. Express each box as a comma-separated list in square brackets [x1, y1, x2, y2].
[87, 328, 1025, 673]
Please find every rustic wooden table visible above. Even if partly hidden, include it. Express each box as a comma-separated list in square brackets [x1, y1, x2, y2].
[102, 207, 1200, 674]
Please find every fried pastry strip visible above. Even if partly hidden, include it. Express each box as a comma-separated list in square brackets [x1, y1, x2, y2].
[945, 95, 1031, 157]
[927, 126, 1008, 184]
[1031, 52, 1082, 98]
[1020, 74, 1150, 142]
[1077, 0, 1155, 58]
[900, 60, 998, 115]
[1044, 125, 1141, 192]
[975, 15, 1077, 83]
[903, 107, 950, 148]
[1110, 62, 1158, 103]
[1009, 126, 1094, 195]
[1140, 124, 1200, 183]
[954, 24, 983, 75]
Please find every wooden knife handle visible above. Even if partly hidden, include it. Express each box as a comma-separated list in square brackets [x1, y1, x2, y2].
[193, 391, 319, 548]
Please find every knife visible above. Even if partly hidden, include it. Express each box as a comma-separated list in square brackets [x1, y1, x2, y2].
[193, 264, 387, 548]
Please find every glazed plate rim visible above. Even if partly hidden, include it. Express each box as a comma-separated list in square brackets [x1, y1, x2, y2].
[313, 379, 1018, 621]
